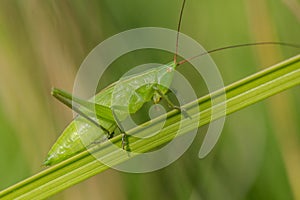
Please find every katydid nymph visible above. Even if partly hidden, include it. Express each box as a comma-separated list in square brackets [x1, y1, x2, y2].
[44, 0, 300, 166]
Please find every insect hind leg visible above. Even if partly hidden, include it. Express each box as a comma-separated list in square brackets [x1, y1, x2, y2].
[110, 108, 131, 151]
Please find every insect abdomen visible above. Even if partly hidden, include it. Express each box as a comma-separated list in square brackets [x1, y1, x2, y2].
[43, 116, 111, 166]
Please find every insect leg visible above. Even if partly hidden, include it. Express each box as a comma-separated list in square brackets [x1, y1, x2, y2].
[153, 86, 191, 119]
[111, 108, 130, 150]
[52, 88, 114, 121]
[52, 88, 111, 134]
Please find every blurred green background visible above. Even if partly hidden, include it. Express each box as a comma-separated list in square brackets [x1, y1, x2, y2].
[0, 0, 300, 199]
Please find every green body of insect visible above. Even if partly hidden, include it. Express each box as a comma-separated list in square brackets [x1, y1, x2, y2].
[43, 0, 299, 166]
[44, 62, 176, 166]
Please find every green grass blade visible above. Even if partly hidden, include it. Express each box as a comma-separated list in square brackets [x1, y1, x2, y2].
[0, 54, 300, 199]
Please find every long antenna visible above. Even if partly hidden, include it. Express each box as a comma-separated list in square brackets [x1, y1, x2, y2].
[174, 0, 187, 65]
[177, 41, 300, 66]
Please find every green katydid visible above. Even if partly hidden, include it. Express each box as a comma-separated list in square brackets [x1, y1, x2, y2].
[44, 0, 300, 166]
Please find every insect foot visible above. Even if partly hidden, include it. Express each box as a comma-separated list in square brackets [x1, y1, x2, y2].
[121, 133, 131, 152]
[173, 106, 191, 119]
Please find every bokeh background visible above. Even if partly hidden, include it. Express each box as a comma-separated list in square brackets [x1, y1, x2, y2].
[0, 0, 300, 199]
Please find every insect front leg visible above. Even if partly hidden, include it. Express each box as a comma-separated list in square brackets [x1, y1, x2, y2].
[153, 85, 191, 119]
